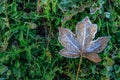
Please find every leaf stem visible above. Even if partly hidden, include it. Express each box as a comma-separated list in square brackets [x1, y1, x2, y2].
[76, 53, 82, 80]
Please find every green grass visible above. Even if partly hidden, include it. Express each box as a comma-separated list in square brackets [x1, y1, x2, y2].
[0, 0, 120, 80]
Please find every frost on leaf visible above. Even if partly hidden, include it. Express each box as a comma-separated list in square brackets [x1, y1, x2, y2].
[58, 16, 110, 63]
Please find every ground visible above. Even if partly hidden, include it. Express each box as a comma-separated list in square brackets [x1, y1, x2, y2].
[0, 0, 120, 80]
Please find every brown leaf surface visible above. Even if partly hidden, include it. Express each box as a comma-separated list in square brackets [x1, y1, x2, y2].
[58, 16, 110, 63]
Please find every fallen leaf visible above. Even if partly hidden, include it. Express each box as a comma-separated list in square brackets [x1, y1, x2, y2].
[58, 16, 110, 63]
[90, 2, 102, 14]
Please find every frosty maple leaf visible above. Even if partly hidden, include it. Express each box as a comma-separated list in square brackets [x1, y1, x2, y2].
[58, 16, 110, 63]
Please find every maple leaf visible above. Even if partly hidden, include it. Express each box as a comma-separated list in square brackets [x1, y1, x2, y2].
[58, 16, 110, 63]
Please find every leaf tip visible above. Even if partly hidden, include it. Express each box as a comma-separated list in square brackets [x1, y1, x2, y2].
[84, 53, 102, 63]
[58, 27, 62, 31]
[82, 16, 92, 24]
